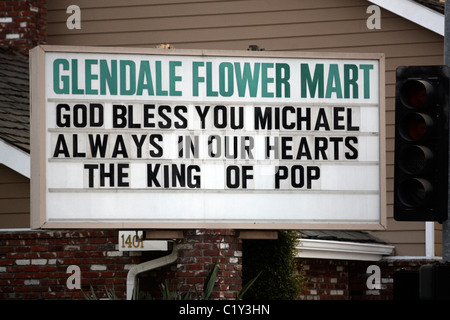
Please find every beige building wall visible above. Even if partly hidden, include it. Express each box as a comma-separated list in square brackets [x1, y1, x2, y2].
[9, 0, 438, 256]
[0, 165, 30, 228]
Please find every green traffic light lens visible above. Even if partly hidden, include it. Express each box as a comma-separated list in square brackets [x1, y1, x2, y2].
[398, 178, 433, 207]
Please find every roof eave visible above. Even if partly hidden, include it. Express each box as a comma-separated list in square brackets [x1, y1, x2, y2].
[0, 139, 30, 178]
[296, 239, 395, 261]
[369, 0, 444, 36]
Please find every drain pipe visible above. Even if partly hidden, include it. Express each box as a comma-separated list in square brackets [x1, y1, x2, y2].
[126, 243, 178, 300]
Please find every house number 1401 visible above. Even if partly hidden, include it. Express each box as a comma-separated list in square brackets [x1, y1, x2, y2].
[120, 233, 144, 249]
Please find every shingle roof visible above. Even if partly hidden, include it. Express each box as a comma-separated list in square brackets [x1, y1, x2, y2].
[300, 230, 387, 244]
[415, 0, 445, 14]
[0, 49, 30, 153]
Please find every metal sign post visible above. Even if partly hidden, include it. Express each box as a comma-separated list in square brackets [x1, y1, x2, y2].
[444, 2, 450, 262]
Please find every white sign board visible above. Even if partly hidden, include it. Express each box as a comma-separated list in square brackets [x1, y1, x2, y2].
[30, 46, 386, 230]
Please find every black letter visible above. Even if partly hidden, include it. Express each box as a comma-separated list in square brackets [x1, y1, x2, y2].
[56, 104, 71, 127]
[127, 105, 141, 128]
[347, 108, 360, 131]
[329, 136, 343, 160]
[282, 106, 295, 129]
[147, 164, 161, 187]
[230, 106, 244, 129]
[84, 164, 98, 188]
[241, 166, 253, 189]
[345, 136, 358, 159]
[333, 107, 345, 130]
[291, 165, 304, 188]
[174, 105, 188, 129]
[195, 106, 210, 129]
[214, 105, 227, 129]
[314, 108, 330, 131]
[113, 105, 127, 128]
[73, 104, 87, 128]
[187, 165, 201, 188]
[158, 105, 171, 128]
[117, 163, 129, 187]
[226, 166, 240, 189]
[255, 107, 272, 130]
[53, 134, 70, 157]
[72, 134, 86, 157]
[112, 135, 128, 158]
[143, 104, 156, 128]
[307, 166, 320, 189]
[275, 166, 288, 189]
[296, 137, 312, 160]
[172, 164, 185, 187]
[132, 134, 146, 158]
[149, 134, 163, 157]
[88, 134, 108, 158]
[296, 107, 311, 130]
[90, 104, 104, 127]
[281, 137, 293, 160]
[314, 137, 328, 160]
[100, 163, 115, 187]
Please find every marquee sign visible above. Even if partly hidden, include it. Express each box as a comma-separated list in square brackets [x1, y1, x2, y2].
[30, 45, 386, 230]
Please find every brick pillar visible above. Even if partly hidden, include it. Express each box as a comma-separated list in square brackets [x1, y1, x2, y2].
[0, 0, 47, 55]
[176, 229, 242, 299]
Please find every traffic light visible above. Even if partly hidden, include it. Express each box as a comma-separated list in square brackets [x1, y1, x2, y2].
[394, 65, 450, 222]
[420, 263, 450, 300]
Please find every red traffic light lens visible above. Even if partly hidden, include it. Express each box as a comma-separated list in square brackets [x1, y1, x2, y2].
[400, 79, 434, 109]
[399, 113, 433, 141]
[398, 178, 433, 207]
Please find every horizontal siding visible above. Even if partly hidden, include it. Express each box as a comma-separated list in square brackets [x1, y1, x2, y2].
[0, 165, 30, 229]
[48, 6, 370, 32]
[44, 0, 445, 256]
[47, 0, 389, 48]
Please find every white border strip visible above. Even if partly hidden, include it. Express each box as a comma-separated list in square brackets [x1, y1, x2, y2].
[296, 238, 394, 261]
[0, 139, 30, 178]
[369, 0, 444, 36]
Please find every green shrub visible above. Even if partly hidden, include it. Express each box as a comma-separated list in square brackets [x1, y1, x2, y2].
[135, 262, 260, 300]
[242, 230, 307, 300]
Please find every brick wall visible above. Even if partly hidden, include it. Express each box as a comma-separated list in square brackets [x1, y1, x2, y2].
[0, 228, 243, 300]
[299, 259, 350, 300]
[0, 0, 47, 55]
[0, 230, 141, 299]
[176, 229, 243, 299]
[0, 228, 436, 300]
[298, 258, 436, 300]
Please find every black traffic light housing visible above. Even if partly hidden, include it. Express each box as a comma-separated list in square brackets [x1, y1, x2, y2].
[420, 263, 450, 300]
[394, 65, 449, 223]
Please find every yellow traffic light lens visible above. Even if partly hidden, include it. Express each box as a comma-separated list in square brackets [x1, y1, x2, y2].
[407, 114, 426, 140]
[399, 113, 433, 141]
[399, 145, 433, 175]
